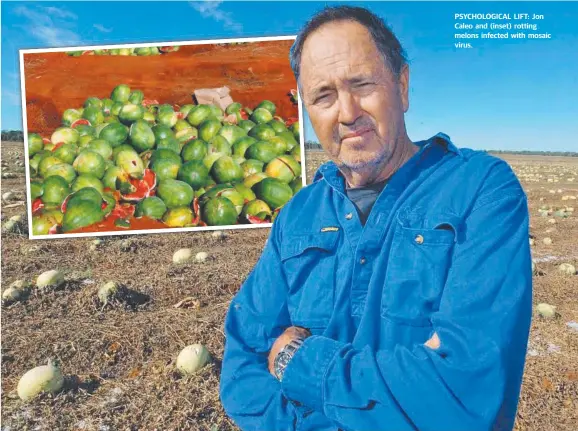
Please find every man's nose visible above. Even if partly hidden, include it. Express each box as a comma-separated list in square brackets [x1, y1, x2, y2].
[337, 91, 362, 125]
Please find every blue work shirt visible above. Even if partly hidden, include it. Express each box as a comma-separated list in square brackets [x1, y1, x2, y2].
[220, 133, 533, 431]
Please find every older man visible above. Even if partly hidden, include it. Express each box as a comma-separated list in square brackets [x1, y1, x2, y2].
[220, 5, 532, 431]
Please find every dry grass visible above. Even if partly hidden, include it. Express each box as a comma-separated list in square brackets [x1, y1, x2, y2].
[2, 142, 578, 430]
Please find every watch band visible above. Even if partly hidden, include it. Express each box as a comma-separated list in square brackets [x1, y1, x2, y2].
[274, 337, 305, 381]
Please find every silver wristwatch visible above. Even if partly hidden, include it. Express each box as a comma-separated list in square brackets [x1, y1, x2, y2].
[273, 337, 305, 381]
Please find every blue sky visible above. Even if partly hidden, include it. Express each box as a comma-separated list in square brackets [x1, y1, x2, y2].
[2, 1, 577, 151]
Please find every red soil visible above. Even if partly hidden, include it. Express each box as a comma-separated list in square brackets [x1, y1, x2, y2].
[23, 40, 299, 136]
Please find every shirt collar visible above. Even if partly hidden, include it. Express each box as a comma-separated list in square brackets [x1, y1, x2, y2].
[422, 132, 461, 156]
[313, 133, 461, 183]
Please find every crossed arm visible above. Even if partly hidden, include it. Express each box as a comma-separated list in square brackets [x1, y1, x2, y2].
[220, 181, 532, 431]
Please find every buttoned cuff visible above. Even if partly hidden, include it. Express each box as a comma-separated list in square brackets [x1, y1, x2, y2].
[280, 335, 343, 413]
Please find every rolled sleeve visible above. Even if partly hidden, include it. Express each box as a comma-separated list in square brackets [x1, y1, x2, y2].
[281, 335, 343, 413]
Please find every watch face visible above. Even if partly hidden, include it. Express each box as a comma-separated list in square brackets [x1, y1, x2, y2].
[278, 352, 291, 368]
[275, 351, 292, 379]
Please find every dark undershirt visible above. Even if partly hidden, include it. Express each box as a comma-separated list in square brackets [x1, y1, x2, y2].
[345, 179, 388, 225]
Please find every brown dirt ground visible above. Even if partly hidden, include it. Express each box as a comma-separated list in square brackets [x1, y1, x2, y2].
[2, 143, 578, 430]
[23, 41, 299, 136]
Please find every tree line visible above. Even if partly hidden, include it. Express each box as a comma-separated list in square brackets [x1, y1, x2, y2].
[305, 140, 323, 150]
[1, 130, 24, 142]
[487, 149, 578, 157]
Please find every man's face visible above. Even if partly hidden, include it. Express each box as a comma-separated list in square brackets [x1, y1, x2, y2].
[299, 20, 409, 172]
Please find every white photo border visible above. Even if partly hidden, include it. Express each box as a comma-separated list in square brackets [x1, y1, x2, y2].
[19, 35, 307, 240]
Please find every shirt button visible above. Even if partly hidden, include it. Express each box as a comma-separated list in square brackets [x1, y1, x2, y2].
[360, 257, 366, 265]
[415, 234, 424, 244]
[345, 213, 353, 220]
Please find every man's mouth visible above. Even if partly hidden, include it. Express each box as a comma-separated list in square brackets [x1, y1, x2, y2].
[340, 128, 373, 141]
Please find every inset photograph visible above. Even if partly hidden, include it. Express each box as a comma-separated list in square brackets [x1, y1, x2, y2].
[21, 37, 303, 238]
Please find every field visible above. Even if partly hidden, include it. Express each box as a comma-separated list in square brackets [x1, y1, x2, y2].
[2, 141, 577, 430]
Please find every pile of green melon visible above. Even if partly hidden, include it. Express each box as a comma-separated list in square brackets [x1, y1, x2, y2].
[27, 84, 301, 235]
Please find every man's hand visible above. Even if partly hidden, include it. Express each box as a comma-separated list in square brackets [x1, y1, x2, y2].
[425, 332, 441, 350]
[268, 326, 311, 376]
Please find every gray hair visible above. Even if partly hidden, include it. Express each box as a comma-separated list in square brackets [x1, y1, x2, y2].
[289, 5, 408, 83]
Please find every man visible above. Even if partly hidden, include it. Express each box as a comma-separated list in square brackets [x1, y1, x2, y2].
[220, 5, 532, 431]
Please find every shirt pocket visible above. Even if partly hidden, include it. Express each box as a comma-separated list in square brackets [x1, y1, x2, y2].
[280, 231, 339, 330]
[381, 210, 459, 326]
